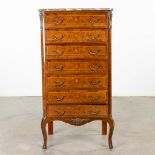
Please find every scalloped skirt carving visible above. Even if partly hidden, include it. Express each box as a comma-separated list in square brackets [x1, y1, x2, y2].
[62, 118, 91, 126]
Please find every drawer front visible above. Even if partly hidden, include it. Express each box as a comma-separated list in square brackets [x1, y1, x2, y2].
[47, 105, 108, 118]
[46, 45, 108, 59]
[45, 14, 108, 28]
[47, 61, 107, 74]
[47, 76, 108, 90]
[45, 30, 108, 43]
[47, 90, 108, 104]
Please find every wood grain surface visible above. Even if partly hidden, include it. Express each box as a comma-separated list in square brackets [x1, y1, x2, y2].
[40, 9, 114, 149]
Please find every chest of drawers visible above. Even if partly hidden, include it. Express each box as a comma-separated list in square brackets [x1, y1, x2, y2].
[39, 8, 114, 149]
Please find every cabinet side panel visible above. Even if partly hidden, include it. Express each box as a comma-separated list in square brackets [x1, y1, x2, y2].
[40, 11, 46, 116]
[108, 11, 112, 116]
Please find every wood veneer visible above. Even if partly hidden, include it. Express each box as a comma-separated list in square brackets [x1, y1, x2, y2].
[40, 8, 114, 150]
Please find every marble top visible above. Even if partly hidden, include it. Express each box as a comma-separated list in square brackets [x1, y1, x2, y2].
[39, 8, 113, 12]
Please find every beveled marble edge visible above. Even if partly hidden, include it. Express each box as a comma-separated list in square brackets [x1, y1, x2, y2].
[39, 8, 113, 12]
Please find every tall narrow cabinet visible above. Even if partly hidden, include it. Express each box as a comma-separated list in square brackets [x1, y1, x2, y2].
[39, 8, 114, 149]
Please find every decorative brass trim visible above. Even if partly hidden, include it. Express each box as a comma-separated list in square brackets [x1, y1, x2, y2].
[39, 11, 43, 30]
[108, 12, 112, 29]
[65, 118, 90, 125]
[88, 110, 100, 115]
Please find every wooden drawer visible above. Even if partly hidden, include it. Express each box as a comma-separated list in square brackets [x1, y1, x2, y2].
[44, 13, 108, 29]
[45, 30, 108, 44]
[47, 60, 108, 75]
[47, 76, 108, 90]
[47, 90, 108, 104]
[47, 105, 108, 118]
[46, 45, 108, 60]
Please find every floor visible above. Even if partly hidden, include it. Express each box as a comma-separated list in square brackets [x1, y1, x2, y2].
[0, 97, 155, 155]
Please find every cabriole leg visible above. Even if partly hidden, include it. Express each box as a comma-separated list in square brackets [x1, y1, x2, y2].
[41, 117, 47, 149]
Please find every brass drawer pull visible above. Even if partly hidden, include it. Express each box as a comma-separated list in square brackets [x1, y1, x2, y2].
[88, 34, 100, 42]
[89, 64, 101, 72]
[51, 35, 64, 41]
[53, 50, 64, 56]
[88, 110, 100, 115]
[53, 65, 65, 71]
[88, 50, 100, 56]
[88, 18, 99, 24]
[52, 18, 64, 25]
[54, 81, 65, 87]
[89, 95, 101, 101]
[89, 36, 97, 41]
[55, 111, 65, 116]
[55, 96, 65, 102]
[90, 80, 101, 85]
